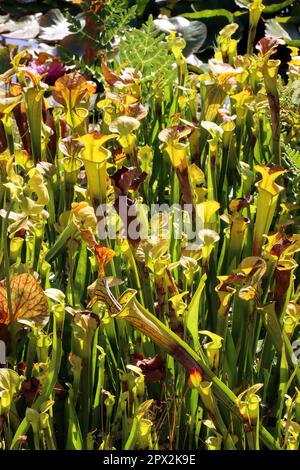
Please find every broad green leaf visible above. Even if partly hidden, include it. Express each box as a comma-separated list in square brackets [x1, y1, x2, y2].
[264, 0, 295, 14]
[183, 9, 234, 23]
[186, 274, 207, 352]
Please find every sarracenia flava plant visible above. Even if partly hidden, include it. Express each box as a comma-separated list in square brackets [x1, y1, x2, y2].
[252, 165, 287, 256]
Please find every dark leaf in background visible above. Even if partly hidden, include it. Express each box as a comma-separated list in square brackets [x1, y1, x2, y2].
[0, 14, 40, 39]
[154, 16, 207, 55]
[39, 9, 72, 41]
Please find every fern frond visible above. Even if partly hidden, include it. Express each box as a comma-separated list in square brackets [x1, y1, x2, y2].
[283, 144, 300, 173]
[119, 16, 176, 90]
[66, 0, 136, 51]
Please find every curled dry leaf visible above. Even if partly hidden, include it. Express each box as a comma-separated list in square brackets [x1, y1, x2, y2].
[101, 60, 142, 87]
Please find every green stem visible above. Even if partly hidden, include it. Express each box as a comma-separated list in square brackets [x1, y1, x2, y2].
[45, 222, 77, 263]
